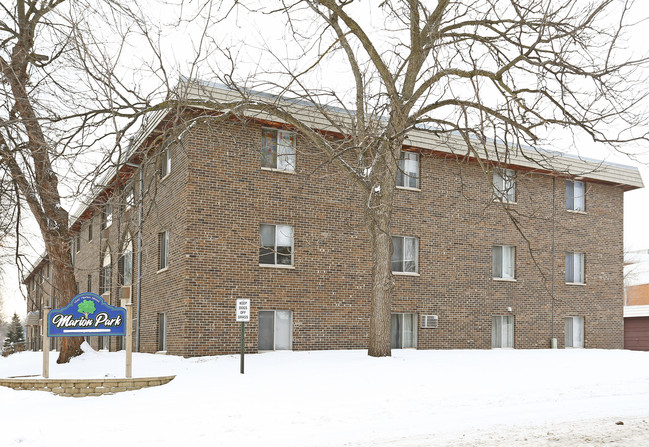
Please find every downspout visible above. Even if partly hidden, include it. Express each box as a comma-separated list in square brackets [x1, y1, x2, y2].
[136, 166, 143, 352]
[125, 159, 144, 352]
[551, 177, 557, 348]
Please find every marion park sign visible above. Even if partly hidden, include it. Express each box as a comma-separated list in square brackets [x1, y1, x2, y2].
[48, 293, 126, 337]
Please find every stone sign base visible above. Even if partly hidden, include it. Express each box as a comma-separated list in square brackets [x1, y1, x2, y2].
[0, 376, 175, 397]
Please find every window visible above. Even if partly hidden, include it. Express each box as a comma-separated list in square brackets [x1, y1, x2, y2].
[259, 224, 293, 266]
[493, 168, 516, 203]
[492, 316, 514, 348]
[397, 151, 419, 189]
[119, 236, 133, 285]
[75, 233, 81, 253]
[125, 187, 135, 210]
[88, 219, 93, 242]
[258, 310, 292, 350]
[565, 252, 585, 284]
[493, 245, 515, 280]
[158, 313, 168, 351]
[261, 128, 296, 172]
[87, 275, 92, 293]
[565, 316, 584, 348]
[391, 236, 418, 273]
[102, 203, 113, 230]
[566, 180, 585, 211]
[159, 146, 171, 178]
[158, 231, 169, 271]
[100, 248, 111, 295]
[391, 313, 417, 348]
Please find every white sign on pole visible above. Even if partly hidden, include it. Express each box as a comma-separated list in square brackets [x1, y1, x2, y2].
[236, 299, 251, 322]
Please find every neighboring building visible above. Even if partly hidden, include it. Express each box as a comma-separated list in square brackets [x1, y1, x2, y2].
[23, 83, 643, 356]
[623, 250, 649, 350]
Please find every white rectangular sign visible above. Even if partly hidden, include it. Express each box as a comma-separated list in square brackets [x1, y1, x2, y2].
[236, 299, 251, 322]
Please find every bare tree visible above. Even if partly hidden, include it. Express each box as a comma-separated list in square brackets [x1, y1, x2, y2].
[1, 0, 647, 361]
[185, 0, 647, 356]
[0, 0, 156, 362]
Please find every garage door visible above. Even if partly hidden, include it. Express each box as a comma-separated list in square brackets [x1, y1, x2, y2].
[624, 317, 649, 351]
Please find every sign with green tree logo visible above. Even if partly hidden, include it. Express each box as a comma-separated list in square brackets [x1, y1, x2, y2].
[48, 293, 126, 337]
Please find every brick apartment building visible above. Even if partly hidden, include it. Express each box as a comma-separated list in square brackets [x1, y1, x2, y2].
[23, 83, 643, 356]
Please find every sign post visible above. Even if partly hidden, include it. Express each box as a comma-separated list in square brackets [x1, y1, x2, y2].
[42, 307, 50, 379]
[236, 299, 250, 374]
[122, 300, 133, 378]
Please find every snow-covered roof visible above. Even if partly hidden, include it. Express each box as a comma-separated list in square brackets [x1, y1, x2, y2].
[183, 79, 644, 189]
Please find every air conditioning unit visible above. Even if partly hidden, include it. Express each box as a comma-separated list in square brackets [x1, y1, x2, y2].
[101, 292, 110, 302]
[421, 315, 439, 329]
[120, 285, 132, 301]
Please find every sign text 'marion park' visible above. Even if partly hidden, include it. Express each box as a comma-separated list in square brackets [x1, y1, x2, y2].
[48, 293, 126, 337]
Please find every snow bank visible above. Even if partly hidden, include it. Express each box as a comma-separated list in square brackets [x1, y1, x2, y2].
[2, 348, 649, 446]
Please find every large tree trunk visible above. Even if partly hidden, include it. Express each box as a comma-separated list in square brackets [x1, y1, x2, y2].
[364, 139, 401, 357]
[0, 1, 84, 363]
[366, 207, 395, 357]
[46, 238, 83, 363]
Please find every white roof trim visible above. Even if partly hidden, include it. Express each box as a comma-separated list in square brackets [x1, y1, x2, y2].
[624, 305, 649, 318]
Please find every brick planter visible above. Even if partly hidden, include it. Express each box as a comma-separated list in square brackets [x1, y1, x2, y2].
[0, 376, 175, 397]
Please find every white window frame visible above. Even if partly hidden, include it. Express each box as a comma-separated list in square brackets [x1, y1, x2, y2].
[158, 230, 169, 271]
[391, 236, 419, 274]
[565, 316, 584, 348]
[158, 312, 168, 352]
[100, 247, 111, 296]
[125, 187, 135, 210]
[120, 236, 134, 286]
[566, 180, 586, 212]
[493, 245, 516, 280]
[259, 224, 294, 267]
[102, 203, 113, 230]
[160, 146, 172, 179]
[261, 128, 296, 172]
[397, 151, 420, 189]
[492, 315, 514, 349]
[258, 310, 293, 351]
[391, 313, 418, 348]
[565, 252, 585, 284]
[493, 168, 516, 203]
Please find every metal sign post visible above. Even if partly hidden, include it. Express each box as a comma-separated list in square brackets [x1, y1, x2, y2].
[236, 299, 250, 374]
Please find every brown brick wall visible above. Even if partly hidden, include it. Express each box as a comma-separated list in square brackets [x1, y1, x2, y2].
[25, 116, 626, 356]
[176, 118, 624, 355]
[627, 284, 649, 306]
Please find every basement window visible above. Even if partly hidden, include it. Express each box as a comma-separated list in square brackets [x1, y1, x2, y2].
[565, 316, 584, 348]
[391, 313, 417, 348]
[258, 310, 292, 350]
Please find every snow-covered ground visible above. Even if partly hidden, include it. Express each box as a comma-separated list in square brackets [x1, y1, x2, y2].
[2, 346, 649, 446]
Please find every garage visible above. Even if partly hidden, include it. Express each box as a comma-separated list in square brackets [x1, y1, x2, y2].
[624, 306, 649, 351]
